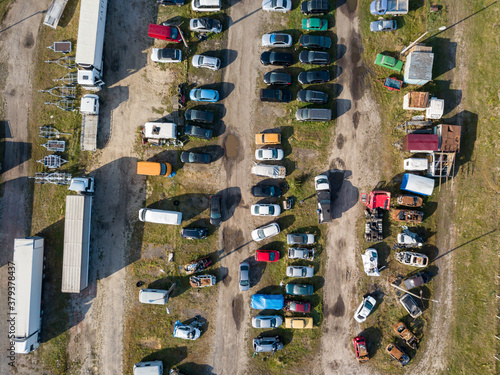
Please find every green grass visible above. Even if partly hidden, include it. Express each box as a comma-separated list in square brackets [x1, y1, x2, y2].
[0, 0, 14, 25]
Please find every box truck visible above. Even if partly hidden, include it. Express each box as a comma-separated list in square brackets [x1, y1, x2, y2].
[12, 237, 44, 354]
[76, 0, 107, 88]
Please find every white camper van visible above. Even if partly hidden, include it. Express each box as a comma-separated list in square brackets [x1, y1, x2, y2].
[138, 209, 182, 225]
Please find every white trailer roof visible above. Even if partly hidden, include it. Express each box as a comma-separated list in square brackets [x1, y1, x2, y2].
[75, 0, 108, 68]
[13, 238, 44, 341]
[133, 361, 163, 375]
[144, 122, 177, 139]
[62, 195, 92, 293]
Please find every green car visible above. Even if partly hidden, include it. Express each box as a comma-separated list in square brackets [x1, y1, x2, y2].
[285, 283, 314, 296]
[302, 18, 328, 31]
[374, 54, 404, 72]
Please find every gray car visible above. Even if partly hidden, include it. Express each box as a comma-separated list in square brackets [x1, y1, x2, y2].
[370, 19, 397, 32]
[286, 266, 314, 278]
[239, 262, 250, 291]
[253, 335, 284, 353]
[251, 315, 283, 328]
[287, 233, 315, 245]
[399, 293, 423, 318]
[295, 108, 332, 122]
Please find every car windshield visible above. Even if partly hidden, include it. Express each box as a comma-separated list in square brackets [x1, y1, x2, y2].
[364, 301, 373, 310]
[240, 280, 249, 286]
[170, 27, 178, 39]
[301, 269, 307, 276]
[268, 206, 275, 215]
[317, 178, 328, 184]
[257, 229, 265, 239]
[271, 149, 278, 158]
[269, 252, 276, 261]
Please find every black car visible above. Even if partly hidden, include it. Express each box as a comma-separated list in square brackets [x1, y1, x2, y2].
[297, 89, 328, 103]
[157, 0, 184, 6]
[299, 51, 330, 65]
[260, 89, 292, 103]
[300, 0, 328, 15]
[298, 70, 331, 84]
[260, 51, 293, 67]
[299, 35, 332, 49]
[185, 109, 214, 123]
[181, 227, 208, 239]
[185, 125, 213, 140]
[263, 71, 292, 86]
[180, 151, 212, 164]
[209, 195, 222, 226]
[251, 185, 282, 197]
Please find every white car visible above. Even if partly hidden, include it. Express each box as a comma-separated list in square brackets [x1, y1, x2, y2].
[286, 266, 314, 278]
[192, 55, 221, 71]
[251, 315, 283, 328]
[261, 33, 293, 48]
[314, 174, 329, 191]
[151, 48, 182, 63]
[255, 148, 284, 161]
[251, 223, 280, 241]
[138, 289, 169, 305]
[262, 0, 291, 12]
[173, 320, 201, 340]
[189, 18, 222, 33]
[251, 204, 281, 217]
[354, 296, 377, 323]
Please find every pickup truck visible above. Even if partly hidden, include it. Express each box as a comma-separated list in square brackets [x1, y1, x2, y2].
[251, 163, 286, 179]
[189, 275, 216, 288]
[393, 322, 418, 349]
[370, 0, 408, 15]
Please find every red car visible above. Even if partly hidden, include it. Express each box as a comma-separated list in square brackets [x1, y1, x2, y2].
[352, 336, 369, 363]
[148, 24, 182, 43]
[255, 250, 280, 262]
[284, 300, 311, 313]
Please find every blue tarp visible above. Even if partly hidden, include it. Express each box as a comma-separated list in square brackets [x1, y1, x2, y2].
[401, 173, 435, 196]
[251, 294, 284, 310]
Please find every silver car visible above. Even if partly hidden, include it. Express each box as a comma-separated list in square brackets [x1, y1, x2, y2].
[192, 54, 221, 71]
[286, 266, 314, 278]
[251, 223, 281, 241]
[189, 18, 222, 33]
[151, 48, 182, 63]
[251, 315, 283, 328]
[239, 262, 250, 291]
[369, 19, 397, 32]
[261, 33, 293, 47]
[253, 336, 284, 353]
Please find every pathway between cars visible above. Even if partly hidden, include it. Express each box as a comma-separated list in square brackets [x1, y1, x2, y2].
[210, 0, 264, 373]
[320, 2, 383, 374]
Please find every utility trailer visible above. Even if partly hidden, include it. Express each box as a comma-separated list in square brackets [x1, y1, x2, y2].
[189, 275, 216, 288]
[391, 209, 424, 224]
[12, 237, 45, 354]
[80, 94, 99, 151]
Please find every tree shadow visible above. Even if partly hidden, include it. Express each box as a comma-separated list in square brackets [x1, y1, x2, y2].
[335, 44, 347, 61]
[327, 170, 358, 219]
[0, 141, 31, 173]
[178, 362, 216, 375]
[219, 186, 241, 222]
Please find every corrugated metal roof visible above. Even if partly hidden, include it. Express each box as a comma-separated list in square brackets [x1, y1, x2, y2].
[437, 124, 461, 152]
[75, 0, 107, 68]
[403, 134, 439, 152]
[405, 51, 434, 81]
[62, 195, 92, 293]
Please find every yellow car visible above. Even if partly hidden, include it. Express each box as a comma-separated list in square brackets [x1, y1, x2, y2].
[285, 317, 313, 329]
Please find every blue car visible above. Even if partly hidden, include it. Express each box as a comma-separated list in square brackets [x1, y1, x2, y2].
[189, 88, 220, 102]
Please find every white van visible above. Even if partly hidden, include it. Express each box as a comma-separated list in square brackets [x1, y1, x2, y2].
[192, 0, 221, 12]
[133, 360, 163, 375]
[138, 209, 182, 225]
[139, 289, 170, 305]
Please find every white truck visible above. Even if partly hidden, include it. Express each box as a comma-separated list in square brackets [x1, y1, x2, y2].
[133, 361, 163, 375]
[76, 0, 107, 88]
[80, 94, 99, 152]
[251, 163, 286, 179]
[370, 0, 408, 15]
[11, 237, 44, 354]
[69, 177, 95, 194]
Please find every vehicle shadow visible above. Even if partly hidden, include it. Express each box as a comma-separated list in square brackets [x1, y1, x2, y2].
[219, 186, 241, 222]
[148, 275, 191, 299]
[359, 326, 383, 358]
[148, 193, 210, 221]
[178, 362, 216, 375]
[140, 346, 188, 371]
[182, 145, 225, 163]
[203, 48, 238, 69]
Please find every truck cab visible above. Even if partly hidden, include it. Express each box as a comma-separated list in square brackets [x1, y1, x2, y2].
[80, 94, 99, 115]
[68, 177, 95, 194]
[77, 69, 104, 88]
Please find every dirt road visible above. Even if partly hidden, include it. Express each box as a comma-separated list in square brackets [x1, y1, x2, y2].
[0, 1, 48, 373]
[210, 1, 265, 373]
[320, 2, 383, 374]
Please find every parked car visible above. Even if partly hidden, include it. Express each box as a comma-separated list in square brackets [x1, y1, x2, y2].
[139, 289, 170, 305]
[370, 19, 397, 32]
[263, 71, 292, 86]
[295, 108, 332, 122]
[189, 88, 220, 102]
[251, 223, 281, 241]
[185, 109, 214, 123]
[302, 18, 328, 31]
[189, 17, 222, 33]
[148, 24, 182, 42]
[353, 296, 377, 323]
[173, 320, 202, 340]
[255, 132, 281, 145]
[299, 35, 332, 49]
[239, 262, 250, 291]
[284, 300, 311, 313]
[288, 247, 315, 260]
[353, 336, 369, 363]
[260, 89, 292, 103]
[395, 251, 429, 267]
[297, 89, 328, 103]
[209, 195, 222, 226]
[261, 0, 291, 12]
[251, 204, 281, 216]
[285, 317, 314, 329]
[286, 266, 314, 278]
[255, 249, 280, 262]
[298, 70, 330, 84]
[386, 343, 410, 366]
[299, 50, 330, 65]
[181, 227, 208, 239]
[394, 321, 419, 349]
[300, 0, 328, 15]
[180, 151, 212, 164]
[315, 174, 329, 190]
[192, 55, 221, 71]
[252, 315, 283, 328]
[158, 0, 184, 6]
[403, 272, 432, 290]
[191, 0, 221, 12]
[185, 125, 213, 140]
[260, 51, 293, 66]
[255, 148, 284, 160]
[151, 48, 182, 63]
[399, 293, 422, 318]
[287, 233, 315, 245]
[285, 283, 313, 296]
[253, 336, 284, 353]
[374, 53, 404, 72]
[251, 184, 282, 197]
[262, 33, 293, 47]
